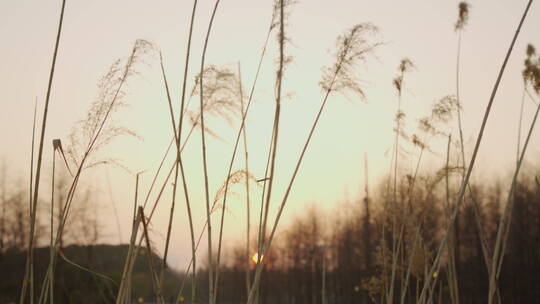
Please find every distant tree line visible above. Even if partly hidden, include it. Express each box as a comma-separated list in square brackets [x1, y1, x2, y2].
[198, 171, 540, 304]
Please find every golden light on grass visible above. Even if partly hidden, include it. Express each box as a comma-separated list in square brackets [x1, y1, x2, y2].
[251, 252, 264, 264]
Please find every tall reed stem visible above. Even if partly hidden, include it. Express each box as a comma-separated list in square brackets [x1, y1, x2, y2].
[488, 87, 540, 304]
[418, 1, 533, 301]
[20, 2, 66, 303]
[199, 0, 222, 301]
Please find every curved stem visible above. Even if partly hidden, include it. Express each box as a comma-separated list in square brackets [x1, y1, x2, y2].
[417, 1, 533, 301]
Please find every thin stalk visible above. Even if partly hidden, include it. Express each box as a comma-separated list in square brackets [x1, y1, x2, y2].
[49, 147, 56, 304]
[489, 85, 540, 303]
[256, 125, 275, 264]
[105, 169, 124, 243]
[455, 27, 466, 296]
[176, 221, 205, 302]
[517, 83, 526, 165]
[30, 100, 37, 215]
[400, 227, 419, 304]
[213, 16, 276, 304]
[389, 67, 406, 304]
[199, 0, 222, 301]
[170, 0, 199, 300]
[250, 13, 279, 263]
[133, 174, 140, 224]
[248, 41, 345, 304]
[20, 1, 66, 303]
[140, 207, 164, 304]
[175, 195, 223, 302]
[467, 184, 502, 303]
[0, 162, 5, 254]
[418, 1, 533, 301]
[142, 138, 174, 210]
[456, 30, 467, 177]
[158, 52, 184, 289]
[444, 135, 459, 304]
[239, 63, 252, 297]
[396, 142, 428, 303]
[250, 2, 286, 302]
[260, 0, 286, 271]
[29, 99, 38, 303]
[115, 206, 142, 304]
[40, 41, 145, 304]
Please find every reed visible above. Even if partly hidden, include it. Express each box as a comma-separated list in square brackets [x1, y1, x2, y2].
[248, 22, 380, 303]
[488, 39, 540, 304]
[418, 1, 534, 302]
[19, 2, 66, 303]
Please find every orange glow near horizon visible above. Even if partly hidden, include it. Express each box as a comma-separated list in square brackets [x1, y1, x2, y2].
[252, 252, 264, 264]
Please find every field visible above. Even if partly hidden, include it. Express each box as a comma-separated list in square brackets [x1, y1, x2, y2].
[1, 0, 540, 303]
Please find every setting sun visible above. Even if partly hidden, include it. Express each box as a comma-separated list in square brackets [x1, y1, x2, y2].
[251, 252, 264, 264]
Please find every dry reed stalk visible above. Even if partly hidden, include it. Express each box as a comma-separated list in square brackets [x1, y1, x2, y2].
[198, 0, 222, 301]
[48, 143, 56, 304]
[139, 207, 164, 304]
[238, 63, 252, 297]
[417, 1, 534, 301]
[488, 67, 540, 304]
[212, 9, 278, 302]
[116, 207, 142, 304]
[166, 0, 200, 299]
[452, 6, 470, 299]
[455, 1, 469, 180]
[33, 40, 153, 304]
[444, 135, 460, 304]
[248, 22, 379, 303]
[20, 2, 66, 303]
[388, 57, 414, 304]
[158, 52, 194, 294]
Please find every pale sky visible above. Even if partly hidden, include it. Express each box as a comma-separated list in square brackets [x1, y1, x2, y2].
[1, 0, 540, 270]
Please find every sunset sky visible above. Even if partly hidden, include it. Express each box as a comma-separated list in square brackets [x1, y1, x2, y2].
[1, 0, 540, 270]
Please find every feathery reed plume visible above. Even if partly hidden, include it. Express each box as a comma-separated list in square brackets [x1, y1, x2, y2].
[454, 0, 470, 178]
[34, 40, 154, 304]
[418, 1, 534, 302]
[517, 45, 536, 163]
[454, 2, 470, 31]
[248, 22, 379, 304]
[129, 64, 234, 298]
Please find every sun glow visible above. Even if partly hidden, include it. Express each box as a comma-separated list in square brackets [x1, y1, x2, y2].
[251, 252, 264, 264]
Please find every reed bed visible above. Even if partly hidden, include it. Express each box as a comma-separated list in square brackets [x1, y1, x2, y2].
[10, 0, 540, 304]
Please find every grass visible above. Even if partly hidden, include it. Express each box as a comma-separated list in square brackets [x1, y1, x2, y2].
[20, 1, 66, 303]
[8, 0, 540, 303]
[418, 1, 534, 302]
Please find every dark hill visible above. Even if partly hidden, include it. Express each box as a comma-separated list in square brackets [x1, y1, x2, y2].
[0, 244, 185, 303]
